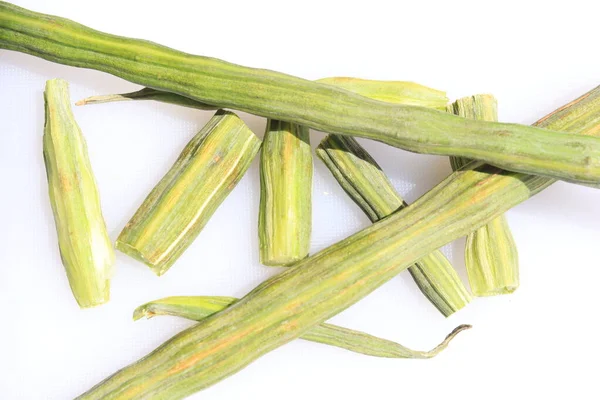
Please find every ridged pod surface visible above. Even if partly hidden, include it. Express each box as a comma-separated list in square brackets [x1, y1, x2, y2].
[77, 87, 600, 399]
[259, 120, 312, 266]
[43, 78, 114, 308]
[448, 95, 519, 296]
[3, 2, 600, 185]
[317, 135, 471, 316]
[116, 110, 261, 275]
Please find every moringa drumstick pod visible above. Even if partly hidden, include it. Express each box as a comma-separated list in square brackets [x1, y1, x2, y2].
[77, 87, 600, 399]
[116, 110, 261, 275]
[448, 95, 519, 296]
[133, 296, 470, 359]
[259, 120, 312, 266]
[3, 2, 600, 185]
[43, 79, 114, 308]
[317, 135, 471, 316]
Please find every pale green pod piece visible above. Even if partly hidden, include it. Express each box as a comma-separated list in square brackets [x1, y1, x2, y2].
[317, 135, 471, 316]
[43, 79, 114, 308]
[448, 95, 519, 296]
[316, 77, 448, 110]
[134, 296, 471, 359]
[116, 110, 261, 276]
[76, 87, 600, 399]
[259, 120, 312, 266]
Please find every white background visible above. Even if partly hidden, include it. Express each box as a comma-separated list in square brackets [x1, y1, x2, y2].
[1, 1, 599, 399]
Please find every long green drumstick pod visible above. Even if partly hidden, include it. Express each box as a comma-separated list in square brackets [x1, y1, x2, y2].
[448, 95, 519, 296]
[317, 135, 470, 316]
[77, 87, 600, 399]
[133, 296, 470, 359]
[43, 78, 114, 308]
[259, 120, 312, 266]
[116, 110, 261, 276]
[3, 2, 600, 185]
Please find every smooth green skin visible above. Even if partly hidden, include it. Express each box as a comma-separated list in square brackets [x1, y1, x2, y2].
[77, 87, 600, 399]
[259, 120, 312, 266]
[133, 296, 470, 359]
[3, 2, 600, 186]
[116, 110, 261, 276]
[317, 135, 471, 316]
[448, 95, 519, 296]
[43, 79, 114, 308]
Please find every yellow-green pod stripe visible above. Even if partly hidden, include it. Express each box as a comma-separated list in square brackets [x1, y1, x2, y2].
[317, 135, 470, 316]
[43, 79, 114, 308]
[77, 87, 600, 399]
[3, 2, 600, 186]
[259, 120, 312, 266]
[448, 95, 519, 296]
[133, 296, 470, 359]
[116, 110, 261, 276]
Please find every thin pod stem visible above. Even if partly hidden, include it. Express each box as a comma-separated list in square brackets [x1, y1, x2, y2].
[317, 135, 471, 316]
[77, 87, 600, 399]
[259, 120, 312, 266]
[43, 79, 114, 308]
[134, 296, 471, 359]
[78, 78, 449, 111]
[448, 95, 519, 296]
[116, 110, 261, 276]
[76, 87, 217, 109]
[3, 2, 600, 185]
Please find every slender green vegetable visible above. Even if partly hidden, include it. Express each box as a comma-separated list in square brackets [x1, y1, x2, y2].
[448, 95, 519, 296]
[77, 77, 448, 111]
[3, 2, 600, 185]
[317, 135, 470, 316]
[116, 110, 261, 276]
[76, 87, 216, 109]
[77, 87, 600, 399]
[133, 296, 471, 359]
[43, 78, 114, 308]
[259, 120, 312, 266]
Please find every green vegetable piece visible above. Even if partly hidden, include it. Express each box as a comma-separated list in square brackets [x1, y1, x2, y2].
[116, 110, 261, 275]
[259, 120, 312, 266]
[43, 79, 114, 308]
[134, 296, 470, 359]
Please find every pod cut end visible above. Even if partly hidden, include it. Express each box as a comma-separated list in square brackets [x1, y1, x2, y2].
[115, 239, 166, 276]
[133, 304, 155, 321]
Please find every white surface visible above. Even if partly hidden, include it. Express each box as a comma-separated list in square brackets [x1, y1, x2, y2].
[1, 0, 599, 398]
